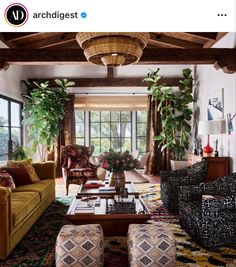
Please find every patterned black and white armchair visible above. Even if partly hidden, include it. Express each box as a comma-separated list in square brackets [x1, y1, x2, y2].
[178, 174, 236, 248]
[160, 161, 208, 212]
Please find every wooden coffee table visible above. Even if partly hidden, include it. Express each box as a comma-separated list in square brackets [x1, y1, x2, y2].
[66, 195, 151, 236]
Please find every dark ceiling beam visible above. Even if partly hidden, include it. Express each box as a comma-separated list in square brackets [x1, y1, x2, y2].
[28, 77, 182, 87]
[0, 48, 235, 73]
[0, 48, 234, 64]
[185, 32, 218, 40]
[203, 32, 228, 48]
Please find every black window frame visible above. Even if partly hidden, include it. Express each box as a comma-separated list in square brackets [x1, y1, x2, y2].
[136, 110, 148, 154]
[75, 110, 85, 146]
[0, 94, 23, 160]
[89, 111, 132, 155]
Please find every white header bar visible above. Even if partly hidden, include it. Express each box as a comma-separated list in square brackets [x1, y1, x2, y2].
[0, 0, 235, 32]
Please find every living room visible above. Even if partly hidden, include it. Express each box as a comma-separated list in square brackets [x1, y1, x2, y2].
[0, 32, 236, 266]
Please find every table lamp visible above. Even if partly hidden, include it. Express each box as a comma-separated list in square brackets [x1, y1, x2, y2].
[198, 120, 226, 156]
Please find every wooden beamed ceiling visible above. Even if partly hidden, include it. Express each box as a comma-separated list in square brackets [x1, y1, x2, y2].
[0, 32, 235, 73]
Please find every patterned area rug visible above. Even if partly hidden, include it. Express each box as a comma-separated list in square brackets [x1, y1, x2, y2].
[0, 183, 235, 267]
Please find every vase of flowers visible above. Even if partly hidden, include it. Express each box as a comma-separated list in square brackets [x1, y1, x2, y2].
[99, 150, 140, 189]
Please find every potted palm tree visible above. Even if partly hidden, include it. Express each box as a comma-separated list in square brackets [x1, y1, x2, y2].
[144, 68, 194, 169]
[22, 79, 75, 161]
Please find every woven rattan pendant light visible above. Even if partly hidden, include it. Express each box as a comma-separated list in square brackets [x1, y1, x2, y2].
[76, 32, 150, 67]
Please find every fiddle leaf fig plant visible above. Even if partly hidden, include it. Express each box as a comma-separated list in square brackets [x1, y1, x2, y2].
[144, 68, 194, 160]
[22, 79, 75, 161]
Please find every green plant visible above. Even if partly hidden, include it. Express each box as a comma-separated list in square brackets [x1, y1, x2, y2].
[12, 145, 32, 161]
[22, 79, 75, 161]
[144, 68, 193, 160]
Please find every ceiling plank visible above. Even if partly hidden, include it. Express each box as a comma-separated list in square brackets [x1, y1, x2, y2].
[28, 77, 182, 87]
[20, 33, 77, 49]
[149, 33, 202, 49]
[203, 32, 228, 48]
[0, 48, 235, 73]
[2, 32, 44, 42]
[185, 32, 218, 40]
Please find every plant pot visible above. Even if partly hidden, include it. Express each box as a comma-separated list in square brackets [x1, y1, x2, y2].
[170, 159, 189, 170]
[109, 172, 126, 189]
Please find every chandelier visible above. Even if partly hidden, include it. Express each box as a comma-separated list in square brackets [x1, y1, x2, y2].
[76, 32, 150, 67]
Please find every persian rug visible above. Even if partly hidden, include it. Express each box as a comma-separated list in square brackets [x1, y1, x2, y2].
[0, 184, 236, 267]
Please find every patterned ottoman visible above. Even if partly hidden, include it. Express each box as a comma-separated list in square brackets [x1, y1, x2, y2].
[55, 224, 104, 267]
[127, 223, 176, 267]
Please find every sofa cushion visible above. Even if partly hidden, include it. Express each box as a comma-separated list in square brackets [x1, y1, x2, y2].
[13, 179, 55, 200]
[0, 170, 16, 190]
[1, 167, 32, 186]
[7, 159, 40, 182]
[11, 191, 40, 226]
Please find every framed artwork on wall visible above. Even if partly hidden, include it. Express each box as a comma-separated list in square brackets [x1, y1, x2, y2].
[207, 88, 224, 120]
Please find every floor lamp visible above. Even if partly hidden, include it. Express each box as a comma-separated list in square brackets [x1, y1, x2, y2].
[198, 120, 226, 156]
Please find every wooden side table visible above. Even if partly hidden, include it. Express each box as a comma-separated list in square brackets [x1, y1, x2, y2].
[187, 154, 231, 181]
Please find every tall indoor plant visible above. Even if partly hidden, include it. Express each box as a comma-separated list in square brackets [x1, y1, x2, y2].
[22, 79, 75, 161]
[144, 68, 193, 168]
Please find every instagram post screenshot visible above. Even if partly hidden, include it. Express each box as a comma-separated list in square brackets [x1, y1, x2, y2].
[0, 0, 236, 266]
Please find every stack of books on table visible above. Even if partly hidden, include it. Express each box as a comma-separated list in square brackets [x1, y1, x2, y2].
[83, 180, 104, 189]
[99, 186, 116, 193]
[74, 200, 95, 214]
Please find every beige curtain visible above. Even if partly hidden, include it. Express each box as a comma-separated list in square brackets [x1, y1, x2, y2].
[146, 96, 167, 175]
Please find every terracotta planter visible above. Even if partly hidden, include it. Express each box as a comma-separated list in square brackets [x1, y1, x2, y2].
[109, 172, 126, 188]
[170, 159, 189, 170]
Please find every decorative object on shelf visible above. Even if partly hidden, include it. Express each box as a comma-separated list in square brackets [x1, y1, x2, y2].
[198, 139, 203, 157]
[76, 32, 150, 67]
[214, 139, 219, 157]
[193, 141, 198, 155]
[198, 120, 226, 157]
[99, 150, 140, 189]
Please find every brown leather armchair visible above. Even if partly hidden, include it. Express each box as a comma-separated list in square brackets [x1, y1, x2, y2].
[61, 144, 98, 195]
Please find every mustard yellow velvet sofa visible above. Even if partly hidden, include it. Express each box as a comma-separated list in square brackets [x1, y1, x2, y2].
[0, 161, 55, 260]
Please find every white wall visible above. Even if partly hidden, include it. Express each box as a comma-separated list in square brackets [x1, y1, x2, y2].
[196, 33, 236, 171]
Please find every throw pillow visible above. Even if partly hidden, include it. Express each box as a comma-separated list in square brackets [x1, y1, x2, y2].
[7, 159, 40, 182]
[1, 167, 32, 186]
[0, 170, 16, 190]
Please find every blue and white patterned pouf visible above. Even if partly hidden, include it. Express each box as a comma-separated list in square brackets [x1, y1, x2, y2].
[55, 224, 104, 267]
[127, 223, 176, 267]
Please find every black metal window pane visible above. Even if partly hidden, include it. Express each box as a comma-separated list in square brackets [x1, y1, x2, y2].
[11, 128, 21, 148]
[110, 138, 121, 152]
[121, 123, 131, 137]
[101, 138, 111, 152]
[75, 110, 84, 123]
[137, 122, 147, 137]
[10, 102, 20, 127]
[121, 138, 131, 152]
[0, 98, 9, 126]
[137, 137, 146, 153]
[76, 123, 84, 138]
[101, 111, 110, 122]
[101, 122, 110, 137]
[90, 111, 100, 122]
[137, 111, 148, 123]
[90, 138, 101, 155]
[0, 127, 9, 155]
[90, 123, 101, 137]
[111, 123, 120, 138]
[121, 111, 131, 122]
[111, 111, 120, 122]
[76, 138, 85, 146]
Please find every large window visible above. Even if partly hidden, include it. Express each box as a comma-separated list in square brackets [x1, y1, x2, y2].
[90, 111, 132, 155]
[0, 96, 23, 161]
[136, 111, 148, 154]
[75, 110, 85, 145]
